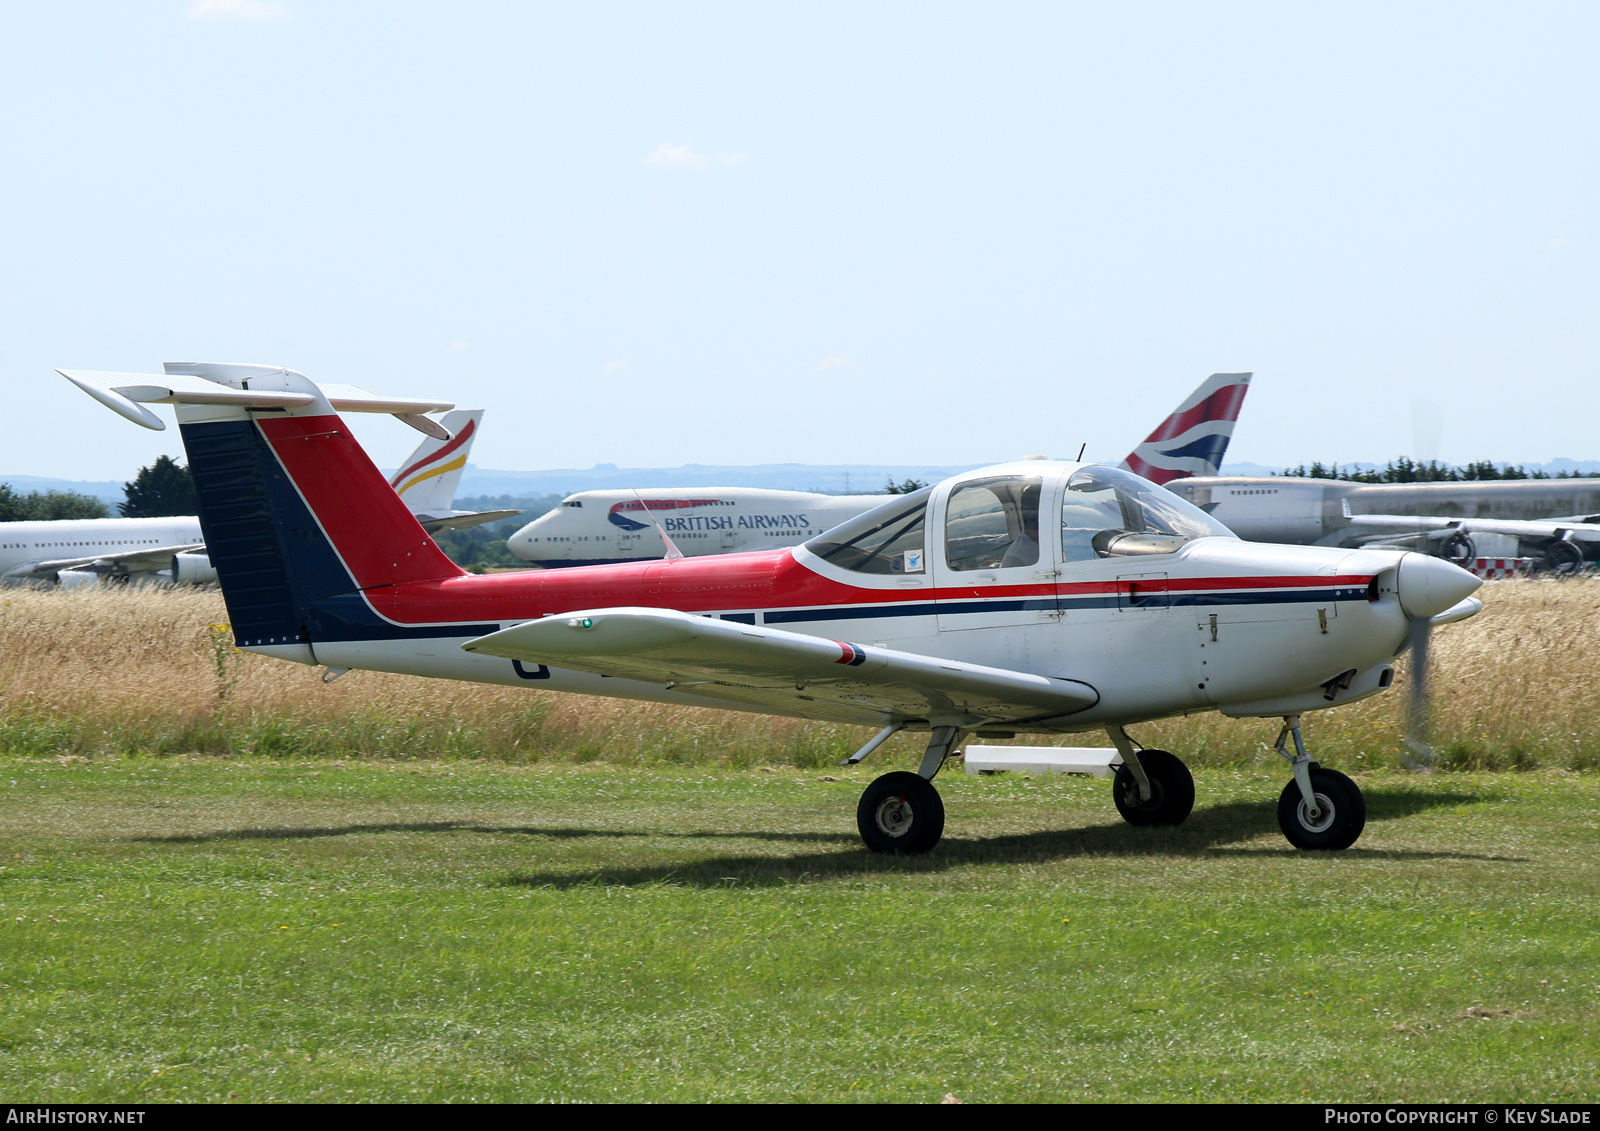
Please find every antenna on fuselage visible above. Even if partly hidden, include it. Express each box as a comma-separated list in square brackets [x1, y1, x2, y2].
[1076, 443, 1087, 461]
[630, 490, 685, 562]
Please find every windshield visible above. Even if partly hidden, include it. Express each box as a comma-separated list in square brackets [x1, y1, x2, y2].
[1062, 465, 1236, 561]
[804, 487, 933, 574]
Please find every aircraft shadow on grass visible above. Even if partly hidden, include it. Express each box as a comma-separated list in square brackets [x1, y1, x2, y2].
[130, 786, 1506, 887]
[495, 787, 1517, 889]
[130, 822, 848, 845]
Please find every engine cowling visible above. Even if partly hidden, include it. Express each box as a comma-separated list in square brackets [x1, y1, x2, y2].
[172, 551, 218, 585]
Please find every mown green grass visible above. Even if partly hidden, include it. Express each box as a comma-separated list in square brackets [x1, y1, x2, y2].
[1, 758, 1596, 1103]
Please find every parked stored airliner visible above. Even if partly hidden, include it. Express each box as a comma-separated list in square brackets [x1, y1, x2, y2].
[509, 373, 1253, 567]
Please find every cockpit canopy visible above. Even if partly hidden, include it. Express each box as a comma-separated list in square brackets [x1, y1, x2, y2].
[803, 465, 1235, 575]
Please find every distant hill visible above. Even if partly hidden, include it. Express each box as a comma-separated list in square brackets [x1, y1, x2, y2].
[452, 463, 985, 497]
[0, 475, 125, 505]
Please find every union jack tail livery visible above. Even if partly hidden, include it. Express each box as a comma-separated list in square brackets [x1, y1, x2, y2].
[1119, 372, 1252, 485]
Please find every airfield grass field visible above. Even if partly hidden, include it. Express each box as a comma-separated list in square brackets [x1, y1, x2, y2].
[0, 584, 1598, 1102]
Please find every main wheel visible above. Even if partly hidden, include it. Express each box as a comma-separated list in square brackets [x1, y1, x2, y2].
[857, 771, 945, 854]
[1111, 749, 1195, 826]
[1277, 767, 1366, 850]
[1544, 540, 1585, 573]
[1441, 533, 1475, 566]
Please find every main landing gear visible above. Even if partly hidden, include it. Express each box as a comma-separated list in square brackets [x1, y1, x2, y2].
[855, 724, 959, 854]
[847, 715, 1367, 854]
[1273, 714, 1366, 850]
[1106, 727, 1195, 826]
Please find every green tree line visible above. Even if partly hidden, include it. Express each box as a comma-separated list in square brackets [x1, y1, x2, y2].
[1277, 457, 1600, 483]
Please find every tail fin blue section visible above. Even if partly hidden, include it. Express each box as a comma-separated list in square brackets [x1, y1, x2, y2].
[183, 418, 332, 652]
[1120, 372, 1253, 485]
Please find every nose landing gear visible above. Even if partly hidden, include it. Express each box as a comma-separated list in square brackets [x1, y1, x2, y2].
[1273, 715, 1366, 850]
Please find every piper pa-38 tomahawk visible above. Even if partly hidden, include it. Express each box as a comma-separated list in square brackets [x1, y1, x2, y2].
[62, 363, 1483, 853]
[508, 372, 1254, 567]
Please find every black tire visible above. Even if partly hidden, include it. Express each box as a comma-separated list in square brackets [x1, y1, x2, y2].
[1544, 540, 1585, 573]
[1111, 749, 1195, 827]
[856, 771, 945, 854]
[1441, 533, 1475, 566]
[1277, 767, 1366, 850]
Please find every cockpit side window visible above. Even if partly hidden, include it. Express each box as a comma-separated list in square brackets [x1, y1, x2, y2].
[1062, 466, 1235, 561]
[804, 487, 932, 574]
[561, 499, 583, 508]
[944, 476, 1042, 571]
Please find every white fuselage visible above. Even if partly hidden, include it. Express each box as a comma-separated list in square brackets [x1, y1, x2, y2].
[0, 516, 204, 579]
[1168, 477, 1600, 547]
[507, 488, 897, 567]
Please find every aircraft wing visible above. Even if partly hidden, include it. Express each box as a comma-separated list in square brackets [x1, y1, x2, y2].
[1345, 512, 1600, 543]
[417, 509, 523, 534]
[2, 543, 205, 582]
[461, 607, 1099, 727]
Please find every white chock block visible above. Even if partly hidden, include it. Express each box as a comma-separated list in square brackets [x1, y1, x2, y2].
[962, 745, 1122, 777]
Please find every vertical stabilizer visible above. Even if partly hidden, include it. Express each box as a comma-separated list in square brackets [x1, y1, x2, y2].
[1119, 372, 1252, 484]
[60, 364, 464, 662]
[389, 409, 484, 517]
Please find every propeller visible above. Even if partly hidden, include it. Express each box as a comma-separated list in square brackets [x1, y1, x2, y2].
[1393, 554, 1484, 771]
[1401, 612, 1434, 770]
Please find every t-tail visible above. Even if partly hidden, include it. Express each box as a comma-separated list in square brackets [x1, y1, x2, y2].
[58, 364, 465, 664]
[1119, 372, 1252, 485]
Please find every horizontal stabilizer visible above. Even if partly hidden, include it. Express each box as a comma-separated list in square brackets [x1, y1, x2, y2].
[59, 368, 454, 432]
[462, 607, 1099, 727]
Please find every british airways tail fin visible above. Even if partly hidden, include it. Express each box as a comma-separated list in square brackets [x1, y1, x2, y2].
[1119, 372, 1252, 485]
[390, 409, 483, 517]
[59, 364, 464, 664]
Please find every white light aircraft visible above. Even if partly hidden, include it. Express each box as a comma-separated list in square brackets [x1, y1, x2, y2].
[1166, 476, 1600, 571]
[509, 373, 1254, 567]
[63, 362, 1484, 854]
[8, 369, 497, 587]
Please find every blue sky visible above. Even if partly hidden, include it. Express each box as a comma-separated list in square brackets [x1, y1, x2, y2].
[5, 2, 1598, 479]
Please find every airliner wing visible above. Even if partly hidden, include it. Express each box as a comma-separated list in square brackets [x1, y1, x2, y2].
[461, 607, 1099, 727]
[1345, 512, 1600, 543]
[417, 509, 522, 534]
[2, 543, 204, 582]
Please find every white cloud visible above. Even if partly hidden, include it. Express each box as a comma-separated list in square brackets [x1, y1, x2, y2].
[815, 355, 854, 371]
[642, 143, 747, 171]
[600, 359, 631, 374]
[186, 0, 294, 21]
[446, 340, 470, 353]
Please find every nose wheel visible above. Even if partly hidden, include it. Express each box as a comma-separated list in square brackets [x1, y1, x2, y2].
[1273, 716, 1366, 849]
[857, 771, 945, 854]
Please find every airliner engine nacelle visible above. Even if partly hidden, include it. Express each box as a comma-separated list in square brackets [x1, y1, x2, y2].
[172, 551, 218, 585]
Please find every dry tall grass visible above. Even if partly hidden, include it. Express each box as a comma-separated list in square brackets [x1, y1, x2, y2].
[2, 581, 1596, 770]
